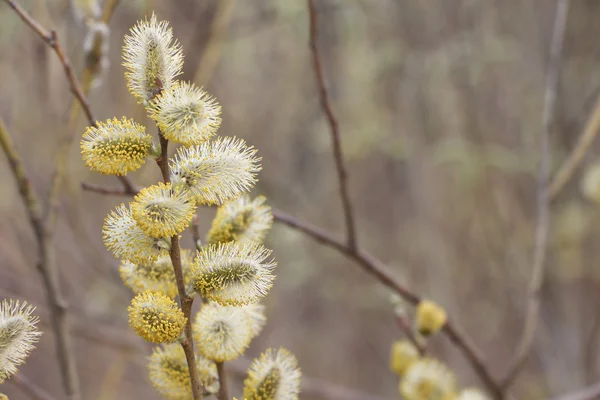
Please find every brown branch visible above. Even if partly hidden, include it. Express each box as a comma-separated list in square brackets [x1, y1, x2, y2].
[216, 362, 229, 400]
[0, 118, 80, 400]
[81, 181, 138, 196]
[501, 0, 569, 390]
[550, 382, 600, 400]
[11, 373, 56, 400]
[191, 214, 202, 251]
[306, 0, 357, 250]
[271, 208, 501, 397]
[395, 313, 426, 356]
[155, 132, 203, 400]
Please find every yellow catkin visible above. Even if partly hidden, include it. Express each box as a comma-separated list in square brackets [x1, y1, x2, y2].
[149, 81, 222, 146]
[390, 340, 420, 376]
[458, 388, 491, 400]
[416, 300, 447, 336]
[128, 292, 186, 343]
[243, 348, 301, 400]
[207, 195, 273, 245]
[148, 343, 219, 398]
[190, 242, 276, 306]
[400, 358, 456, 400]
[131, 182, 196, 238]
[81, 117, 152, 176]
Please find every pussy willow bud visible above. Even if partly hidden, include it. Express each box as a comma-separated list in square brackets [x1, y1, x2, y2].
[390, 340, 420, 376]
[149, 343, 219, 399]
[207, 195, 273, 245]
[103, 204, 170, 264]
[416, 300, 447, 337]
[170, 137, 261, 205]
[131, 182, 196, 238]
[243, 348, 301, 400]
[149, 81, 221, 146]
[128, 292, 186, 343]
[122, 13, 183, 103]
[0, 300, 42, 383]
[81, 117, 153, 176]
[581, 162, 600, 204]
[400, 358, 456, 400]
[190, 242, 276, 306]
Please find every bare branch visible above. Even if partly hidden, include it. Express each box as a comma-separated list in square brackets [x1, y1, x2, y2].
[306, 0, 358, 250]
[216, 362, 229, 400]
[0, 118, 80, 400]
[502, 0, 570, 389]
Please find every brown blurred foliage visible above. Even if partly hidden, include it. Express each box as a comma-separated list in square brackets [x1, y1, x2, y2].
[1, 0, 600, 399]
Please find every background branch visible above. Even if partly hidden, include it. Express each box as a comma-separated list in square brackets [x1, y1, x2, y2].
[307, 0, 358, 250]
[501, 0, 570, 390]
[11, 373, 56, 400]
[0, 118, 80, 399]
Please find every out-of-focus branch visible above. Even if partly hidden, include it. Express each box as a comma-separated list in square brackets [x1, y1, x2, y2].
[307, 0, 357, 250]
[193, 0, 236, 85]
[3, 0, 93, 125]
[550, 382, 600, 400]
[11, 373, 56, 400]
[271, 208, 502, 398]
[548, 95, 600, 200]
[395, 313, 426, 355]
[502, 0, 570, 390]
[0, 118, 80, 400]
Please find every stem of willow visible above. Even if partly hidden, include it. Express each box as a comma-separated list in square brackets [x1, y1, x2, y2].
[216, 362, 229, 400]
[156, 132, 203, 399]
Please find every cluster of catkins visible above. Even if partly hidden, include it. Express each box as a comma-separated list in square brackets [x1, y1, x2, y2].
[389, 300, 489, 400]
[0, 299, 42, 399]
[81, 14, 300, 400]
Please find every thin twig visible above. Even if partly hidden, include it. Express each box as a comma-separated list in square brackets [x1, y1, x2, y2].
[550, 382, 600, 400]
[502, 0, 570, 390]
[191, 214, 202, 251]
[0, 118, 80, 400]
[307, 0, 357, 250]
[11, 373, 56, 400]
[81, 181, 138, 196]
[156, 131, 203, 399]
[548, 96, 600, 200]
[395, 313, 426, 356]
[216, 362, 229, 400]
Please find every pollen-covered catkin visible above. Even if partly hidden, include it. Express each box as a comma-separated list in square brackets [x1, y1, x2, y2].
[170, 137, 261, 205]
[190, 241, 276, 305]
[149, 343, 219, 399]
[128, 292, 186, 343]
[149, 81, 221, 146]
[122, 13, 183, 103]
[0, 300, 42, 383]
[207, 195, 273, 245]
[243, 348, 301, 400]
[81, 117, 152, 176]
[103, 204, 170, 264]
[400, 358, 456, 400]
[390, 340, 420, 376]
[131, 182, 196, 238]
[416, 300, 447, 336]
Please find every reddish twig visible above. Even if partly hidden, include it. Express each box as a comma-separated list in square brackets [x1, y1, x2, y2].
[501, 0, 570, 390]
[306, 0, 357, 250]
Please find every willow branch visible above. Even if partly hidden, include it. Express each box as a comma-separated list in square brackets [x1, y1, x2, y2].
[307, 0, 357, 250]
[0, 118, 80, 400]
[216, 362, 229, 400]
[395, 313, 426, 355]
[11, 373, 56, 400]
[155, 132, 203, 399]
[501, 0, 569, 390]
[271, 208, 501, 397]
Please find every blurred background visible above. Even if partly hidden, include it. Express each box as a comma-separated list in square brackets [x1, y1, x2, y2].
[1, 0, 600, 399]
